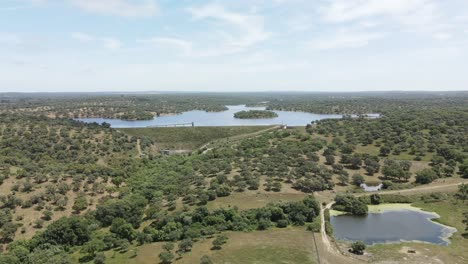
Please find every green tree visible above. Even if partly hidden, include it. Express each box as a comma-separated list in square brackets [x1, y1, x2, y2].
[72, 196, 88, 213]
[272, 181, 282, 192]
[94, 253, 106, 264]
[379, 146, 391, 156]
[456, 184, 468, 202]
[415, 168, 437, 184]
[325, 155, 335, 165]
[81, 239, 106, 258]
[212, 235, 228, 250]
[460, 160, 468, 178]
[338, 173, 349, 186]
[177, 239, 193, 254]
[162, 242, 175, 252]
[42, 210, 53, 221]
[351, 241, 366, 254]
[159, 251, 174, 264]
[110, 218, 136, 241]
[352, 174, 365, 186]
[36, 216, 91, 247]
[0, 222, 17, 242]
[365, 160, 380, 175]
[200, 255, 213, 264]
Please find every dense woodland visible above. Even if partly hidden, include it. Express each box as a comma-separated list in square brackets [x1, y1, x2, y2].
[233, 110, 278, 119]
[1, 91, 467, 120]
[0, 92, 467, 263]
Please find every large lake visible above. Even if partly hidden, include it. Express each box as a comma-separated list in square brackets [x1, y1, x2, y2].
[75, 105, 346, 128]
[331, 209, 456, 246]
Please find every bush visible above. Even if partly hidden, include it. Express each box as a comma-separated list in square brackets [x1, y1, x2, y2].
[276, 219, 289, 228]
[415, 169, 438, 184]
[94, 253, 105, 264]
[307, 220, 321, 232]
[351, 241, 366, 255]
[352, 174, 365, 186]
[334, 194, 368, 216]
[159, 251, 174, 264]
[200, 255, 213, 264]
[212, 235, 228, 250]
[325, 222, 333, 236]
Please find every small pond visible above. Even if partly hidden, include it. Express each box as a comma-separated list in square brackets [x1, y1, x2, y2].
[331, 207, 456, 246]
[75, 105, 378, 128]
[360, 183, 383, 192]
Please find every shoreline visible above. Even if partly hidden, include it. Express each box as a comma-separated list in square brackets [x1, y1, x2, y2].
[330, 203, 458, 245]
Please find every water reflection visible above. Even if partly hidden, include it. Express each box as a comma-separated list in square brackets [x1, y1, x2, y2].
[331, 209, 456, 245]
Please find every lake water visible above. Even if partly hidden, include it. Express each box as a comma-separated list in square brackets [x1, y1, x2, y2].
[75, 105, 346, 128]
[331, 209, 456, 245]
[360, 183, 383, 192]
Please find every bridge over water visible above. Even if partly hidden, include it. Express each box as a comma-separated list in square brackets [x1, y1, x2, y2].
[147, 122, 194, 128]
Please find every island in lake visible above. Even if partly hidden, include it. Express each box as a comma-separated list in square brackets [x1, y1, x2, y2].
[234, 110, 279, 119]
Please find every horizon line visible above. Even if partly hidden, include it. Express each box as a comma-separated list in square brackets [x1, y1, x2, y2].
[1, 90, 468, 94]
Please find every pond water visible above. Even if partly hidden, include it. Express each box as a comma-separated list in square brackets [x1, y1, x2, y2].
[360, 183, 383, 192]
[331, 209, 456, 246]
[75, 105, 347, 128]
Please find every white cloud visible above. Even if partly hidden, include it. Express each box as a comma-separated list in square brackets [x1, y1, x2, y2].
[310, 30, 384, 50]
[320, 0, 436, 24]
[71, 32, 121, 50]
[287, 15, 314, 32]
[434, 33, 452, 41]
[0, 33, 22, 45]
[187, 3, 270, 55]
[71, 32, 94, 43]
[0, 0, 47, 11]
[138, 37, 193, 55]
[101, 37, 121, 50]
[70, 0, 158, 17]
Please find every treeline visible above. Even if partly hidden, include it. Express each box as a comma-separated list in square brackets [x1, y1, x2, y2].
[265, 92, 468, 114]
[3, 92, 467, 120]
[333, 193, 414, 215]
[0, 196, 319, 263]
[0, 94, 236, 120]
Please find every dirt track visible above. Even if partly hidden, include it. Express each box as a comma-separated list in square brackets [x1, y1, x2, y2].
[199, 125, 281, 153]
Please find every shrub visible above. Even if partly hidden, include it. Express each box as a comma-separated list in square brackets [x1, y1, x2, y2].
[351, 241, 366, 254]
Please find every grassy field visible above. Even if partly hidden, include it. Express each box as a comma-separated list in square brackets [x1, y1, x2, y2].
[74, 228, 317, 264]
[207, 190, 307, 211]
[120, 126, 274, 150]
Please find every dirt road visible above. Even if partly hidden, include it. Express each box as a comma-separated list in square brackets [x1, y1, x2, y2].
[357, 181, 466, 197]
[319, 202, 335, 254]
[199, 125, 281, 153]
[136, 138, 143, 156]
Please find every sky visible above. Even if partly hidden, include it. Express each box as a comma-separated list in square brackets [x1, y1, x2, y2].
[1, 0, 468, 92]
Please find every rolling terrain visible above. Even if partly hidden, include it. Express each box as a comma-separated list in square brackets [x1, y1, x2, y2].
[0, 93, 466, 264]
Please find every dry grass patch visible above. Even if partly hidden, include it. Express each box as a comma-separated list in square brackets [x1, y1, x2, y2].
[102, 228, 317, 264]
[207, 190, 307, 211]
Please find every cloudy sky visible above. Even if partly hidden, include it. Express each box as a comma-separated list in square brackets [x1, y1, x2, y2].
[1, 0, 468, 92]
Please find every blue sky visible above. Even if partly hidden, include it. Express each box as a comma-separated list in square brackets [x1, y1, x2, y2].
[1, 0, 468, 92]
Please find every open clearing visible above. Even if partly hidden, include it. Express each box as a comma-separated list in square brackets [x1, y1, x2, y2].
[120, 126, 275, 150]
[90, 228, 317, 264]
[207, 191, 307, 210]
